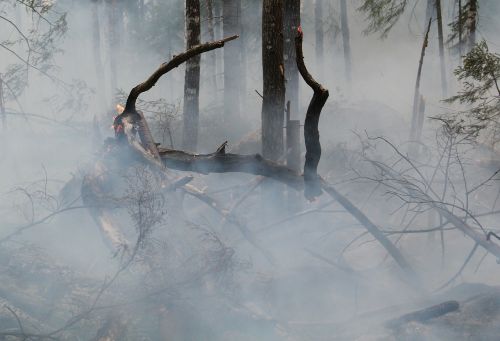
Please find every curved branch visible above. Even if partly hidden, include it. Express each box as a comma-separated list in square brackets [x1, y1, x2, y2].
[295, 26, 329, 199]
[124, 35, 238, 113]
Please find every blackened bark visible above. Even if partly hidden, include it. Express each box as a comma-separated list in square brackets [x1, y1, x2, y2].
[283, 0, 301, 118]
[262, 0, 285, 162]
[410, 19, 431, 146]
[295, 27, 329, 199]
[182, 0, 201, 151]
[435, 0, 448, 97]
[205, 0, 217, 93]
[340, 0, 352, 83]
[223, 0, 242, 123]
[314, 0, 324, 74]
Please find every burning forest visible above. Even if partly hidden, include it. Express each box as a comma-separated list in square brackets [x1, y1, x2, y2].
[1, 0, 500, 340]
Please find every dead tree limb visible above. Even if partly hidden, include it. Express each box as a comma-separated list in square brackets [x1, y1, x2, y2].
[123, 35, 238, 113]
[158, 143, 303, 190]
[295, 26, 329, 199]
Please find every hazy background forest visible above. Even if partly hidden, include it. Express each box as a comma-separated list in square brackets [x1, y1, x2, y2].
[1, 0, 500, 340]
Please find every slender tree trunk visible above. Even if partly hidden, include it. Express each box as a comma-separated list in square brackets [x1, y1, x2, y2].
[425, 0, 434, 26]
[314, 0, 324, 75]
[182, 0, 201, 151]
[410, 19, 432, 154]
[283, 0, 300, 119]
[205, 0, 217, 94]
[435, 0, 448, 97]
[262, 0, 285, 161]
[458, 0, 463, 55]
[91, 0, 107, 112]
[105, 0, 119, 102]
[223, 0, 242, 124]
[340, 0, 352, 83]
[467, 0, 477, 50]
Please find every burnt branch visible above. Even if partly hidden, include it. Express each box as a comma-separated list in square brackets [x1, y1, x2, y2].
[295, 26, 329, 199]
[124, 35, 238, 113]
[158, 143, 303, 190]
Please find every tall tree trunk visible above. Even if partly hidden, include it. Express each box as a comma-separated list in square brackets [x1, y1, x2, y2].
[283, 0, 301, 119]
[435, 0, 448, 97]
[467, 0, 477, 50]
[205, 0, 217, 94]
[262, 0, 285, 161]
[223, 0, 242, 124]
[425, 0, 434, 26]
[314, 0, 324, 75]
[105, 0, 119, 102]
[91, 0, 107, 112]
[410, 19, 432, 155]
[182, 0, 201, 151]
[340, 0, 352, 83]
[458, 0, 463, 56]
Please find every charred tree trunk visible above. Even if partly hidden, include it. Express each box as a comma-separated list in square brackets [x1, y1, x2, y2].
[182, 0, 201, 151]
[205, 0, 218, 94]
[314, 0, 324, 75]
[91, 0, 107, 112]
[467, 0, 477, 50]
[295, 27, 329, 199]
[283, 0, 301, 119]
[223, 0, 242, 124]
[435, 0, 448, 97]
[340, 0, 352, 83]
[410, 19, 431, 152]
[262, 0, 285, 161]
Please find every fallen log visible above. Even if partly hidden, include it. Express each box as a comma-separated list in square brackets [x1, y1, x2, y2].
[385, 300, 459, 329]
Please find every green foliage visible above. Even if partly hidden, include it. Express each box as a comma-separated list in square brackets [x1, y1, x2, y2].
[358, 0, 408, 38]
[443, 40, 500, 142]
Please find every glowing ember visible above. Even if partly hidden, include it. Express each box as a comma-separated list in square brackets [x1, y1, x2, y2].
[116, 104, 125, 114]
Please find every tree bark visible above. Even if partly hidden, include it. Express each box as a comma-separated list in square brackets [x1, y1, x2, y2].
[283, 0, 301, 118]
[467, 0, 477, 50]
[295, 27, 329, 198]
[435, 0, 448, 97]
[340, 0, 352, 83]
[205, 0, 217, 94]
[182, 0, 201, 151]
[223, 0, 242, 124]
[410, 19, 431, 148]
[262, 0, 285, 161]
